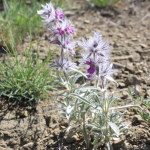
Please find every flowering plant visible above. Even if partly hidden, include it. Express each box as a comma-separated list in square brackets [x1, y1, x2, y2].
[38, 2, 142, 149]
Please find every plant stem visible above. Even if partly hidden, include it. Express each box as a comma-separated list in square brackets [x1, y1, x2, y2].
[103, 91, 108, 137]
[83, 116, 89, 149]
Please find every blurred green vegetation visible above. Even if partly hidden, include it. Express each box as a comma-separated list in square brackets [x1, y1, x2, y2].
[0, 0, 43, 49]
[0, 0, 67, 49]
[86, 0, 120, 8]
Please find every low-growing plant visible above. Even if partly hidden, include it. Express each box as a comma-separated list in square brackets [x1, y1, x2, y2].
[135, 95, 150, 123]
[37, 1, 142, 149]
[85, 0, 119, 8]
[0, 38, 55, 108]
[128, 87, 150, 123]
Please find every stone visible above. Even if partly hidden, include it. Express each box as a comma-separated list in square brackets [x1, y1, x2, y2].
[20, 110, 28, 117]
[122, 91, 129, 99]
[65, 135, 77, 143]
[146, 90, 150, 96]
[140, 43, 147, 48]
[84, 20, 90, 24]
[125, 63, 134, 73]
[112, 139, 124, 149]
[118, 82, 125, 88]
[23, 142, 34, 149]
[125, 75, 140, 85]
[101, 11, 114, 17]
[0, 140, 7, 148]
[64, 11, 76, 17]
[133, 145, 138, 148]
[125, 75, 134, 85]
[113, 62, 125, 69]
[128, 138, 136, 145]
[135, 70, 143, 76]
[141, 122, 149, 128]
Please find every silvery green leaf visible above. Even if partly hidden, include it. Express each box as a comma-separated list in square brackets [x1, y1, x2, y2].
[66, 122, 78, 132]
[110, 105, 143, 110]
[107, 141, 114, 150]
[94, 92, 101, 104]
[91, 129, 101, 134]
[58, 110, 66, 114]
[86, 122, 99, 128]
[83, 124, 89, 148]
[96, 106, 103, 111]
[93, 140, 104, 150]
[93, 134, 100, 146]
[108, 122, 119, 137]
[74, 99, 78, 112]
[52, 103, 65, 109]
[69, 93, 96, 108]
[55, 100, 66, 107]
[79, 83, 87, 88]
[66, 105, 74, 120]
[78, 86, 102, 91]
[71, 68, 87, 78]
[80, 103, 85, 111]
[67, 129, 83, 138]
[55, 90, 67, 97]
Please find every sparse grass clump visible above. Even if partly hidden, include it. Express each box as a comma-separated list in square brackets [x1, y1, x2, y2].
[0, 42, 55, 108]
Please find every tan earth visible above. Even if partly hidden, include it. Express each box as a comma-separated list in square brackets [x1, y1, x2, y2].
[1, 0, 150, 149]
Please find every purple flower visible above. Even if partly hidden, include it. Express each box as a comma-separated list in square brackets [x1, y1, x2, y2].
[49, 57, 77, 72]
[87, 66, 95, 74]
[66, 24, 74, 34]
[57, 27, 64, 35]
[86, 61, 93, 65]
[79, 53, 107, 74]
[78, 31, 111, 60]
[49, 22, 65, 37]
[87, 74, 91, 81]
[55, 9, 64, 19]
[86, 61, 95, 74]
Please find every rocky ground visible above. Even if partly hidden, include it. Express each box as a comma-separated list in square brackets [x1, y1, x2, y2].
[1, 0, 150, 149]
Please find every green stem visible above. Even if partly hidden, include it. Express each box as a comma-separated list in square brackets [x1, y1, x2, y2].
[96, 79, 98, 88]
[83, 116, 89, 149]
[103, 91, 108, 136]
[63, 71, 72, 93]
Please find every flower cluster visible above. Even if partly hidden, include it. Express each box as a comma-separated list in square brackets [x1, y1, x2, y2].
[79, 32, 117, 88]
[37, 1, 76, 72]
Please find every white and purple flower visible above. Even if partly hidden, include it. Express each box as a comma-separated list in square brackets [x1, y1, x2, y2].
[49, 57, 77, 72]
[98, 62, 118, 88]
[78, 31, 111, 60]
[37, 2, 64, 25]
[50, 36, 76, 56]
[48, 18, 75, 37]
